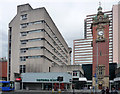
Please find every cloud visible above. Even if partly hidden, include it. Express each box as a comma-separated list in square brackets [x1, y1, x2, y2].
[0, 30, 8, 58]
[0, 0, 119, 61]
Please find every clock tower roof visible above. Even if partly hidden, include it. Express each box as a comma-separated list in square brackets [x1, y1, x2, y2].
[92, 2, 109, 24]
[98, 6, 102, 12]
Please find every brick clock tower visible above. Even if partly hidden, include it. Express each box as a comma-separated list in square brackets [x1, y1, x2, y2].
[92, 5, 110, 89]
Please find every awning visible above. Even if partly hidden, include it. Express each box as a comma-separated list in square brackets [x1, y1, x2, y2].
[114, 77, 120, 82]
[79, 77, 87, 82]
[21, 72, 72, 83]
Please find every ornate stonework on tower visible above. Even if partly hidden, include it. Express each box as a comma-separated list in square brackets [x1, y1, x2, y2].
[91, 4, 110, 89]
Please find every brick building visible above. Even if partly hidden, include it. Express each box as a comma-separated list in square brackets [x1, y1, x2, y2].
[0, 58, 7, 81]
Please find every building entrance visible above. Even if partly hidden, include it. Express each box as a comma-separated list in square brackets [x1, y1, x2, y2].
[99, 84, 102, 89]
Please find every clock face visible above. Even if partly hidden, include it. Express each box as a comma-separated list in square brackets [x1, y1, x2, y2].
[98, 30, 104, 36]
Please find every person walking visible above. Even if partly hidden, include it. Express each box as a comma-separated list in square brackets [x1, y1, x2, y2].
[111, 87, 118, 94]
[101, 87, 105, 94]
[106, 87, 109, 94]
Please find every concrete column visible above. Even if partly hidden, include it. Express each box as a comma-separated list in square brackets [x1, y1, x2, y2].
[42, 83, 44, 90]
[15, 82, 20, 90]
[70, 83, 72, 90]
[66, 84, 67, 90]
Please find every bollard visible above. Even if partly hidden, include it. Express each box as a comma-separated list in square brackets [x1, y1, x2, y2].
[58, 89, 61, 93]
[52, 89, 54, 93]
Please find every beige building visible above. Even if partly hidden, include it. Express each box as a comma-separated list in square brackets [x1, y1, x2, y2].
[8, 4, 72, 81]
[113, 2, 120, 67]
[50, 64, 84, 75]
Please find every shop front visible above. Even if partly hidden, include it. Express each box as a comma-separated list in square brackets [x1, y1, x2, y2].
[114, 77, 120, 90]
[21, 72, 72, 91]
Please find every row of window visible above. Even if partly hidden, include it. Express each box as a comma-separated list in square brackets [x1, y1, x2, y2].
[46, 40, 67, 63]
[21, 29, 44, 36]
[44, 47, 64, 64]
[45, 22, 68, 54]
[20, 55, 43, 61]
[20, 55, 53, 64]
[20, 37, 67, 63]
[20, 20, 68, 58]
[20, 47, 43, 53]
[20, 20, 44, 28]
[45, 30, 68, 59]
[20, 40, 66, 64]
[20, 20, 69, 64]
[21, 38, 45, 44]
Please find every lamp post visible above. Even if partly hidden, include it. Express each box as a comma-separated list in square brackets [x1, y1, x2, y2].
[52, 78, 54, 93]
[57, 76, 63, 93]
[72, 84, 75, 94]
[96, 42, 98, 93]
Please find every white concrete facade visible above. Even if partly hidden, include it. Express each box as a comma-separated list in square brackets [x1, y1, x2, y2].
[8, 4, 71, 81]
[113, 3, 120, 67]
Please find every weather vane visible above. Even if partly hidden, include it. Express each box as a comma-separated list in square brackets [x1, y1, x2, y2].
[99, 2, 101, 7]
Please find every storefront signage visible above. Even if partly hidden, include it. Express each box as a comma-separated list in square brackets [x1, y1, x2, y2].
[36, 79, 57, 82]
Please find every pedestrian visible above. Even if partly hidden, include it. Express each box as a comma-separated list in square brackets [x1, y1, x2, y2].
[106, 87, 109, 94]
[111, 87, 118, 94]
[101, 87, 105, 94]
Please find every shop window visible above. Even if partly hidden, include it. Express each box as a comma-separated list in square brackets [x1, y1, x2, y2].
[73, 72, 77, 76]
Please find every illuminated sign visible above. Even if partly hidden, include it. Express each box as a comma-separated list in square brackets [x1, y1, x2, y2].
[36, 79, 57, 82]
[15, 78, 21, 82]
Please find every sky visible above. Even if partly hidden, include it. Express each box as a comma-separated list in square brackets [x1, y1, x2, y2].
[0, 0, 119, 59]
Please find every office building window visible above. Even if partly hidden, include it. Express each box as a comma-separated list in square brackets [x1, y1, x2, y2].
[28, 47, 41, 50]
[21, 40, 28, 44]
[20, 65, 26, 73]
[20, 23, 28, 28]
[73, 71, 77, 76]
[20, 56, 27, 61]
[20, 29, 44, 36]
[21, 32, 27, 36]
[20, 48, 27, 53]
[28, 29, 44, 33]
[28, 55, 41, 59]
[20, 38, 44, 44]
[21, 14, 27, 20]
[28, 38, 44, 42]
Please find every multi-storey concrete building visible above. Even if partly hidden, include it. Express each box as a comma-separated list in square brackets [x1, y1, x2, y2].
[113, 2, 120, 67]
[8, 4, 72, 81]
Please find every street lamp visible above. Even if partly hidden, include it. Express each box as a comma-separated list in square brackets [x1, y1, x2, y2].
[96, 42, 98, 93]
[72, 84, 75, 94]
[57, 76, 63, 93]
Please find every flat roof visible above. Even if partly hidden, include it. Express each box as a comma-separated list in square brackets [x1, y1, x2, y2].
[21, 72, 72, 83]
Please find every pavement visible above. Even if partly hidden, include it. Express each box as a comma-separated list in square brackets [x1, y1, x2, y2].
[1, 90, 100, 94]
[1, 89, 120, 94]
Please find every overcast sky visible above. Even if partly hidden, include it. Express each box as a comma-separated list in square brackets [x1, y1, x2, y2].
[0, 0, 119, 59]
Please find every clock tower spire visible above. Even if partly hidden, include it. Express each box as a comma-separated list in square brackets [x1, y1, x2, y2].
[98, 2, 102, 12]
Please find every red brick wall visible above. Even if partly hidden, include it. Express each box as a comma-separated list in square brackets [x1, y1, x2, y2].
[0, 61, 7, 78]
[92, 24, 109, 76]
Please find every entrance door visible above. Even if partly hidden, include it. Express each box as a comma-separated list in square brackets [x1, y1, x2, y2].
[99, 84, 102, 89]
